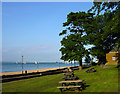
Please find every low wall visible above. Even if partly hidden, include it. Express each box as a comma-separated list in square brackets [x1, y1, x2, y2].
[1, 66, 79, 83]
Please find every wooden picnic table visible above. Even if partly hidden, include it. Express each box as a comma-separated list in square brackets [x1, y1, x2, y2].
[57, 80, 84, 92]
[62, 76, 77, 80]
[59, 80, 84, 86]
[63, 71, 78, 81]
[62, 69, 74, 73]
[86, 68, 97, 73]
[64, 72, 74, 76]
[59, 80, 84, 84]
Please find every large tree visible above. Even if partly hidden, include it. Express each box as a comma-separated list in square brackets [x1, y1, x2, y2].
[59, 12, 94, 70]
[59, 1, 120, 68]
[84, 15, 117, 64]
[90, 2, 120, 47]
[86, 2, 120, 65]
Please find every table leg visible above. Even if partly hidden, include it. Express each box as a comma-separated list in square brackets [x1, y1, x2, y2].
[77, 87, 81, 91]
[59, 88, 62, 92]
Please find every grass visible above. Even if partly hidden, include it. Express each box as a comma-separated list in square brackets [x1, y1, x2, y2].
[2, 65, 118, 93]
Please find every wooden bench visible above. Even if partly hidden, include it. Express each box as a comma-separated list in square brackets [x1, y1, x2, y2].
[86, 68, 97, 73]
[64, 72, 74, 76]
[59, 80, 84, 83]
[62, 71, 80, 81]
[63, 72, 75, 81]
[62, 76, 79, 80]
[57, 86, 81, 92]
[62, 68, 74, 73]
[57, 80, 84, 92]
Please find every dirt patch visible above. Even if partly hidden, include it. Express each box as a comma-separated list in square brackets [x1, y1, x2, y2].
[104, 82, 107, 84]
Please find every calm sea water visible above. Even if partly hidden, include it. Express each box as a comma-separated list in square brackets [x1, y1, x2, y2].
[1, 62, 80, 73]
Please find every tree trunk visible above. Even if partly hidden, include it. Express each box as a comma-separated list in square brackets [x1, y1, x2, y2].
[79, 60, 82, 71]
[98, 54, 106, 68]
[101, 54, 106, 68]
[118, 53, 120, 67]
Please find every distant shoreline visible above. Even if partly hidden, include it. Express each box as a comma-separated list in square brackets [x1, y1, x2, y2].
[2, 62, 82, 73]
[0, 66, 78, 76]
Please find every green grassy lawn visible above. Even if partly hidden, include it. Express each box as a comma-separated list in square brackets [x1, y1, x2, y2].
[2, 65, 118, 93]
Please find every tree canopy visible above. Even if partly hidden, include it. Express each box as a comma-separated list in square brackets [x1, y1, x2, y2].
[87, 1, 120, 64]
[59, 1, 120, 69]
[59, 12, 94, 70]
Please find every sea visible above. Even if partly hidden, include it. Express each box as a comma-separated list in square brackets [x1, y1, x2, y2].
[1, 62, 81, 73]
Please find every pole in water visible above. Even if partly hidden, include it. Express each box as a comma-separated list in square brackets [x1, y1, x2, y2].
[22, 56, 23, 74]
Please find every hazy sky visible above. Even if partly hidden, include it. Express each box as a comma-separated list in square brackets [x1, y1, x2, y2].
[2, 2, 93, 62]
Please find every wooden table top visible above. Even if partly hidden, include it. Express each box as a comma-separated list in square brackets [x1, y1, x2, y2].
[57, 85, 81, 88]
[64, 72, 73, 75]
[59, 80, 84, 83]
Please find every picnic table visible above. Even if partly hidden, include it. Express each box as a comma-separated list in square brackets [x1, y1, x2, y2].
[64, 72, 74, 76]
[86, 68, 97, 73]
[63, 72, 75, 80]
[62, 70, 79, 80]
[57, 80, 84, 92]
[62, 69, 74, 73]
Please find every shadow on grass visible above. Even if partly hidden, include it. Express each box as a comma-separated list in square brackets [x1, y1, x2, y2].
[82, 84, 90, 90]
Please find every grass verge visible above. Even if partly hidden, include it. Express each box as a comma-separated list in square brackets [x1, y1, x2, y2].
[2, 65, 118, 93]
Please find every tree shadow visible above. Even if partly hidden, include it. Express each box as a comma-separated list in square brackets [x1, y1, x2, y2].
[82, 84, 90, 90]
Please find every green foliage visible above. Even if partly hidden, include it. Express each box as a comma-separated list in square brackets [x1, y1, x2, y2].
[89, 1, 120, 46]
[59, 1, 120, 66]
[86, 2, 120, 64]
[59, 30, 67, 36]
[60, 34, 87, 61]
[59, 12, 94, 65]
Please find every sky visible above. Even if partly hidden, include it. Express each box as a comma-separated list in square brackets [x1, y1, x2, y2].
[2, 2, 93, 62]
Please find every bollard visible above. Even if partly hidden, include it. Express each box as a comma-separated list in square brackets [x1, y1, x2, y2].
[25, 70, 27, 74]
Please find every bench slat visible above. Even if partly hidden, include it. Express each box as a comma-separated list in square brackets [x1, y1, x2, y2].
[59, 80, 83, 83]
[57, 86, 81, 88]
